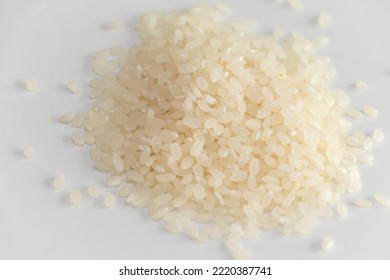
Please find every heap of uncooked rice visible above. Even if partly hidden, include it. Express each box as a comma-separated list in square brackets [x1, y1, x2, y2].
[69, 4, 377, 258]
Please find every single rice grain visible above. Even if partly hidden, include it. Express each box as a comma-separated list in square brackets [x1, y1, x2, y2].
[69, 190, 82, 205]
[87, 185, 100, 199]
[353, 198, 373, 208]
[373, 129, 384, 143]
[25, 77, 38, 92]
[23, 146, 35, 158]
[106, 20, 125, 29]
[53, 173, 65, 189]
[317, 13, 330, 27]
[374, 194, 390, 207]
[104, 193, 116, 208]
[67, 82, 81, 95]
[362, 106, 378, 116]
[355, 81, 367, 89]
[320, 236, 334, 250]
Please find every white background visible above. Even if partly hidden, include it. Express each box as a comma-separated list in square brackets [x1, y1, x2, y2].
[0, 0, 390, 259]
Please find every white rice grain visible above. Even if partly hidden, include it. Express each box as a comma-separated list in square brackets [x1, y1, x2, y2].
[59, 114, 74, 124]
[317, 13, 330, 27]
[353, 198, 373, 208]
[119, 183, 134, 197]
[355, 81, 367, 89]
[53, 174, 65, 189]
[215, 3, 231, 14]
[288, 0, 303, 9]
[357, 154, 374, 165]
[23, 146, 35, 158]
[346, 109, 364, 119]
[87, 185, 100, 199]
[71, 132, 84, 146]
[25, 77, 38, 92]
[106, 175, 122, 187]
[106, 20, 125, 30]
[320, 236, 334, 250]
[362, 106, 378, 117]
[233, 248, 252, 260]
[373, 129, 384, 143]
[336, 202, 348, 217]
[104, 193, 116, 208]
[69, 190, 82, 205]
[67, 82, 81, 95]
[374, 194, 390, 207]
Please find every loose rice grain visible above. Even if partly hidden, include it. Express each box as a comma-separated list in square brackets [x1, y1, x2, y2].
[104, 193, 116, 208]
[67, 82, 81, 95]
[355, 81, 367, 89]
[288, 0, 303, 9]
[59, 114, 74, 124]
[362, 107, 378, 116]
[25, 77, 38, 92]
[320, 236, 334, 250]
[374, 194, 390, 207]
[317, 13, 330, 27]
[87, 185, 100, 199]
[69, 190, 82, 205]
[336, 202, 348, 217]
[53, 174, 65, 189]
[373, 129, 384, 143]
[23, 146, 35, 158]
[106, 20, 125, 30]
[353, 198, 373, 208]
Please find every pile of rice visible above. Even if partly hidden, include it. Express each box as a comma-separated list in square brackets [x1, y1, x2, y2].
[69, 4, 378, 258]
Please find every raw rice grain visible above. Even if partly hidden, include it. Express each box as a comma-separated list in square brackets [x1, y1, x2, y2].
[374, 194, 390, 207]
[67, 82, 81, 95]
[69, 190, 82, 205]
[87, 185, 100, 199]
[23, 146, 35, 158]
[320, 236, 334, 250]
[104, 193, 116, 208]
[53, 174, 65, 189]
[353, 198, 373, 208]
[25, 77, 38, 92]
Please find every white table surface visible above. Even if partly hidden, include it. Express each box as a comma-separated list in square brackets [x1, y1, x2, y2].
[1, 0, 390, 259]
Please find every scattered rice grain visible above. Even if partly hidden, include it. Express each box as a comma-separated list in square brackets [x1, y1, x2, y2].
[87, 185, 100, 199]
[374, 194, 390, 207]
[59, 114, 74, 124]
[69, 190, 82, 205]
[25, 77, 38, 92]
[71, 132, 84, 146]
[106, 175, 122, 187]
[53, 174, 65, 189]
[288, 0, 303, 9]
[320, 236, 334, 250]
[355, 81, 367, 89]
[23, 146, 35, 158]
[233, 248, 252, 260]
[106, 20, 125, 29]
[317, 13, 330, 27]
[353, 198, 373, 208]
[104, 193, 116, 208]
[373, 129, 384, 143]
[336, 202, 348, 217]
[362, 106, 378, 117]
[67, 82, 81, 95]
[346, 109, 364, 119]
